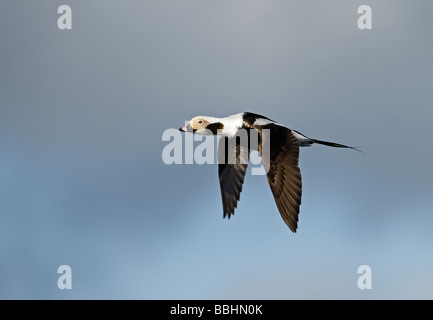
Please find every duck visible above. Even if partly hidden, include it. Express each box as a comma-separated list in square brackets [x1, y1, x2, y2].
[179, 112, 356, 232]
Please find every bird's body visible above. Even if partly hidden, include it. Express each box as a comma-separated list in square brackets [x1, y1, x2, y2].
[179, 112, 355, 232]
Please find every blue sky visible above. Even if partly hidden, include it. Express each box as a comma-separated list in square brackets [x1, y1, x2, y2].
[1, 0, 433, 299]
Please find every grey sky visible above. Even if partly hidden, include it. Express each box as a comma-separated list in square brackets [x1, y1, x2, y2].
[1, 1, 433, 299]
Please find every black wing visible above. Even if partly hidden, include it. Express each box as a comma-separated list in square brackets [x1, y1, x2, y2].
[217, 136, 250, 218]
[256, 124, 302, 232]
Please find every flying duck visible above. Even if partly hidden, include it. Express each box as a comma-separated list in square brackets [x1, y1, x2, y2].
[179, 112, 356, 232]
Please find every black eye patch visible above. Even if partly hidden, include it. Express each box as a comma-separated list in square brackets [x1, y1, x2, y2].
[205, 122, 224, 135]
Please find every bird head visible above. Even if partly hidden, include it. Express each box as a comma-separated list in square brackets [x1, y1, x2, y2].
[179, 116, 224, 135]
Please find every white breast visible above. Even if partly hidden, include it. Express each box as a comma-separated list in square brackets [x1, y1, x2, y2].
[220, 113, 245, 137]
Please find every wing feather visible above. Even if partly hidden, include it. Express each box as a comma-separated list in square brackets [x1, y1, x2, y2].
[217, 136, 250, 218]
[255, 124, 302, 232]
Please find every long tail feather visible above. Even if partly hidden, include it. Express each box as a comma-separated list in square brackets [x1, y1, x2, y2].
[311, 139, 362, 152]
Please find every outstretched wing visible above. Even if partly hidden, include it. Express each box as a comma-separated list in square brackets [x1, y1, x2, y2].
[256, 124, 302, 232]
[217, 136, 250, 218]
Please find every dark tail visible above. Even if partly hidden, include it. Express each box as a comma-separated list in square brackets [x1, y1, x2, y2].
[311, 139, 361, 152]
